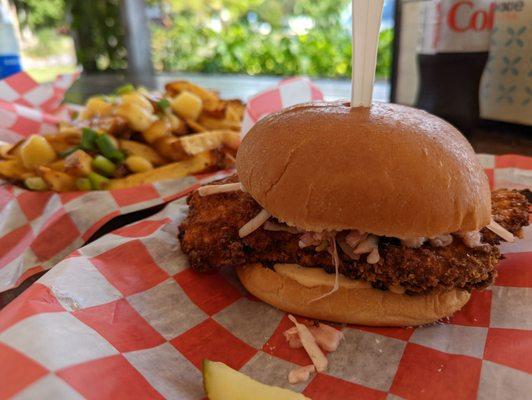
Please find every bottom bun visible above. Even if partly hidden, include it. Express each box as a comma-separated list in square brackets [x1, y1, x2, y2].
[236, 263, 471, 326]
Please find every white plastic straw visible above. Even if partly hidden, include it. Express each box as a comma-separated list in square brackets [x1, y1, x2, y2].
[351, 0, 385, 107]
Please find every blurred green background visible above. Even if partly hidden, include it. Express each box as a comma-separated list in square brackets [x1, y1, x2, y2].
[13, 0, 393, 82]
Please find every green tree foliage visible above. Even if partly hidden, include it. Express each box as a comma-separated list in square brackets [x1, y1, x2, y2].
[13, 0, 393, 78]
[13, 0, 66, 31]
[152, 0, 393, 79]
[68, 0, 127, 71]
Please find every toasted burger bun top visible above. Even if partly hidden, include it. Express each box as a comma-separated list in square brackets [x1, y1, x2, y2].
[236, 264, 471, 326]
[236, 101, 491, 238]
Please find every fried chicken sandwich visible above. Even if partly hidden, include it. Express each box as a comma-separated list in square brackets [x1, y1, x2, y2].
[178, 101, 530, 326]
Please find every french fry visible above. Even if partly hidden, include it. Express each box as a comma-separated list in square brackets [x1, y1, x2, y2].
[64, 150, 93, 176]
[120, 92, 154, 113]
[179, 131, 240, 156]
[37, 166, 76, 192]
[115, 102, 157, 131]
[45, 131, 81, 154]
[81, 97, 114, 119]
[106, 151, 217, 190]
[197, 115, 241, 131]
[0, 141, 14, 159]
[152, 136, 189, 161]
[7, 139, 25, 159]
[186, 118, 207, 133]
[225, 99, 246, 121]
[142, 118, 171, 144]
[58, 122, 82, 136]
[49, 159, 67, 172]
[165, 81, 226, 116]
[0, 159, 32, 181]
[44, 131, 82, 144]
[119, 139, 168, 166]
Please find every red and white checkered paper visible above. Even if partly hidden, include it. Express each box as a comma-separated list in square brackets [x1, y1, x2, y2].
[240, 77, 323, 137]
[0, 72, 237, 293]
[0, 154, 530, 400]
[0, 71, 79, 143]
[0, 76, 324, 294]
[0, 78, 531, 399]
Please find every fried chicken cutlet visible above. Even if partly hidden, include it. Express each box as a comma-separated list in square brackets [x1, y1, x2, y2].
[178, 175, 530, 295]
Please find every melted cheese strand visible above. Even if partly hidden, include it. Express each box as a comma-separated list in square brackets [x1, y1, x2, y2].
[238, 209, 271, 238]
[487, 219, 515, 243]
[288, 315, 328, 372]
[198, 182, 243, 196]
[310, 236, 340, 303]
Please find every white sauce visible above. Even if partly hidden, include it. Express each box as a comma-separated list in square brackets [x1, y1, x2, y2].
[274, 263, 371, 289]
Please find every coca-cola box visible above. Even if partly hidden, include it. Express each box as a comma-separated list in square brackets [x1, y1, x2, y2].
[393, 0, 531, 127]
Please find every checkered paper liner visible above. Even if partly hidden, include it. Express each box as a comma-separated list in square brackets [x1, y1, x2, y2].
[0, 72, 239, 294]
[240, 77, 323, 137]
[0, 71, 79, 143]
[0, 153, 530, 400]
[0, 76, 325, 294]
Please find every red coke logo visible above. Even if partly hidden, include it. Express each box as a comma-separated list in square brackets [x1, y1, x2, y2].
[447, 1, 496, 32]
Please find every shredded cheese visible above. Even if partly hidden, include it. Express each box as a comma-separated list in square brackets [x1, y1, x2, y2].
[283, 326, 302, 348]
[288, 365, 315, 384]
[288, 315, 328, 372]
[309, 324, 344, 352]
[310, 236, 340, 303]
[353, 235, 378, 254]
[487, 219, 515, 243]
[238, 209, 271, 238]
[198, 182, 243, 196]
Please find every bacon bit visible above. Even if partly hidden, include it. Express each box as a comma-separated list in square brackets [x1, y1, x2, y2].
[264, 221, 300, 234]
[288, 365, 315, 384]
[288, 315, 328, 372]
[310, 236, 340, 303]
[198, 182, 244, 196]
[308, 324, 344, 352]
[283, 327, 302, 348]
[487, 219, 515, 243]
[238, 209, 271, 238]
